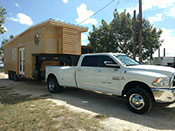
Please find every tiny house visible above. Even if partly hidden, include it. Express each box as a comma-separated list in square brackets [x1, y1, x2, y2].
[3, 19, 88, 80]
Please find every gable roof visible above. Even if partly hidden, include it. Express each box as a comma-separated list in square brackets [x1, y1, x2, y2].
[3, 19, 88, 48]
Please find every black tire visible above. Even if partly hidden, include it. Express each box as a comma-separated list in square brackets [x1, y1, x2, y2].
[126, 88, 152, 114]
[13, 74, 18, 81]
[47, 77, 63, 93]
[34, 70, 38, 81]
[11, 73, 14, 80]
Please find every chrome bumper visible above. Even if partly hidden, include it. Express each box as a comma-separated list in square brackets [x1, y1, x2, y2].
[151, 88, 175, 103]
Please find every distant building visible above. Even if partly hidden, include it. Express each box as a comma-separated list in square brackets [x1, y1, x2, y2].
[148, 57, 175, 67]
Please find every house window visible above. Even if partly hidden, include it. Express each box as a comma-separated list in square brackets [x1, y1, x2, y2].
[34, 33, 40, 45]
[12, 49, 16, 60]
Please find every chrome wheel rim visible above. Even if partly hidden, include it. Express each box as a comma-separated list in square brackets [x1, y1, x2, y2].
[129, 93, 145, 110]
[49, 80, 55, 91]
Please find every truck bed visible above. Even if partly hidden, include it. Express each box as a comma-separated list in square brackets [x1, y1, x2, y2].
[46, 66, 77, 87]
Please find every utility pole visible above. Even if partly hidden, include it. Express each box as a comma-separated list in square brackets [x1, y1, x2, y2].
[163, 48, 166, 57]
[133, 10, 136, 60]
[139, 0, 142, 63]
[158, 48, 160, 58]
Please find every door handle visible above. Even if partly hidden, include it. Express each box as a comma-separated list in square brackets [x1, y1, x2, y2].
[97, 70, 101, 73]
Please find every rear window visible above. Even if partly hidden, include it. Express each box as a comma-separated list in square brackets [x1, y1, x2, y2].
[81, 56, 98, 67]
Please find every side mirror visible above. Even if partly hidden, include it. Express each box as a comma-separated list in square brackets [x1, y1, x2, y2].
[104, 61, 120, 68]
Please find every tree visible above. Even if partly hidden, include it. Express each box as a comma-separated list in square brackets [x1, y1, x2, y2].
[0, 4, 7, 34]
[88, 9, 163, 60]
[0, 35, 14, 62]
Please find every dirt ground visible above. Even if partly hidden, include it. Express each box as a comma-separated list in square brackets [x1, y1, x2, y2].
[0, 73, 175, 131]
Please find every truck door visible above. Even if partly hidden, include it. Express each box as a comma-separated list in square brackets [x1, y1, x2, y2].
[76, 55, 98, 89]
[94, 55, 121, 95]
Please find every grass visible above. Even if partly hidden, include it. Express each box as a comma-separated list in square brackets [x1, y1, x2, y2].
[0, 86, 105, 131]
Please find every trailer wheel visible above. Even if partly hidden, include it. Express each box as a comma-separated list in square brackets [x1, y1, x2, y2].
[47, 77, 63, 93]
[10, 73, 14, 80]
[126, 88, 152, 114]
[8, 72, 12, 80]
[34, 70, 38, 81]
[13, 74, 19, 81]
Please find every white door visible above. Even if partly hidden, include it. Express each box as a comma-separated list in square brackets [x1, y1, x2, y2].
[76, 55, 98, 89]
[19, 48, 25, 75]
[94, 55, 121, 95]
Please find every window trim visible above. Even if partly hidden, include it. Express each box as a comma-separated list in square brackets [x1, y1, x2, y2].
[81, 55, 98, 67]
[12, 48, 17, 60]
[97, 55, 118, 68]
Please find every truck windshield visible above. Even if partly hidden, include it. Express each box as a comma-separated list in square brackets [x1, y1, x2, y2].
[114, 55, 139, 66]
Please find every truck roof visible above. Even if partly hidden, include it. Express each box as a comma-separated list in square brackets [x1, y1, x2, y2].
[81, 52, 126, 56]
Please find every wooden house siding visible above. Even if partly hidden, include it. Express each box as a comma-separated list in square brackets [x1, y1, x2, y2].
[62, 27, 80, 55]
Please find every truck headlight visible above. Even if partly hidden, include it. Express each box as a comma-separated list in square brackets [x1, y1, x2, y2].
[152, 77, 170, 86]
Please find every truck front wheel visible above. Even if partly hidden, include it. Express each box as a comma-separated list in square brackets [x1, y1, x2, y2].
[126, 88, 152, 114]
[47, 77, 63, 93]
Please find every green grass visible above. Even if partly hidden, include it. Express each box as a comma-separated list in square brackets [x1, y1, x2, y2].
[0, 86, 105, 131]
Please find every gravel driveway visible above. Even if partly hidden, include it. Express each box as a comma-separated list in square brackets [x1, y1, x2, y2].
[0, 73, 175, 131]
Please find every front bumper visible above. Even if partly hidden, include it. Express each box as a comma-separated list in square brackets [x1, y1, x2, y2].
[151, 87, 175, 103]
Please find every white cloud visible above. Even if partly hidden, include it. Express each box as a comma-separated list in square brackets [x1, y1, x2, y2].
[166, 6, 175, 17]
[153, 28, 175, 57]
[142, 0, 175, 10]
[15, 3, 20, 8]
[81, 33, 88, 41]
[4, 27, 8, 31]
[81, 42, 88, 46]
[62, 0, 68, 3]
[2, 26, 7, 31]
[7, 13, 33, 26]
[148, 13, 164, 23]
[127, 0, 175, 15]
[75, 3, 97, 25]
[126, 7, 137, 15]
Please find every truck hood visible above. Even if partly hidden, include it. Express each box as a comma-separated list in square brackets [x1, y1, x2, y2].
[127, 65, 175, 77]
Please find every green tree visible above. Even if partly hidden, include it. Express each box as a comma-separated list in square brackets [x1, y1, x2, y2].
[0, 35, 14, 62]
[0, 4, 7, 34]
[88, 9, 163, 60]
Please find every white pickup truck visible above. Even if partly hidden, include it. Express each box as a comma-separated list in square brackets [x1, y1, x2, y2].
[46, 53, 175, 114]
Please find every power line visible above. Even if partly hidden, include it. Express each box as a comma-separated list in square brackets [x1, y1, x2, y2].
[115, 0, 120, 9]
[78, 0, 116, 25]
[109, 0, 120, 21]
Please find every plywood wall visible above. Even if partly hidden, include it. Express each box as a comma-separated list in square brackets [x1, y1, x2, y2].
[45, 26, 62, 54]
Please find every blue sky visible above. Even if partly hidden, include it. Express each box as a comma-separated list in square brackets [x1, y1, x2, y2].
[1, 0, 175, 57]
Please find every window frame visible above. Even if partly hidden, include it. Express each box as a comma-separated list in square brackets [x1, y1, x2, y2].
[12, 48, 17, 60]
[97, 55, 118, 68]
[81, 55, 98, 67]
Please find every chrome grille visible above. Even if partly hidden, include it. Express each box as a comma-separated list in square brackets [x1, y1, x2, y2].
[173, 77, 175, 86]
[170, 73, 175, 88]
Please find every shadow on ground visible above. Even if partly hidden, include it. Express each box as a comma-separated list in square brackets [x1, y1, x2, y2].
[0, 78, 175, 130]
